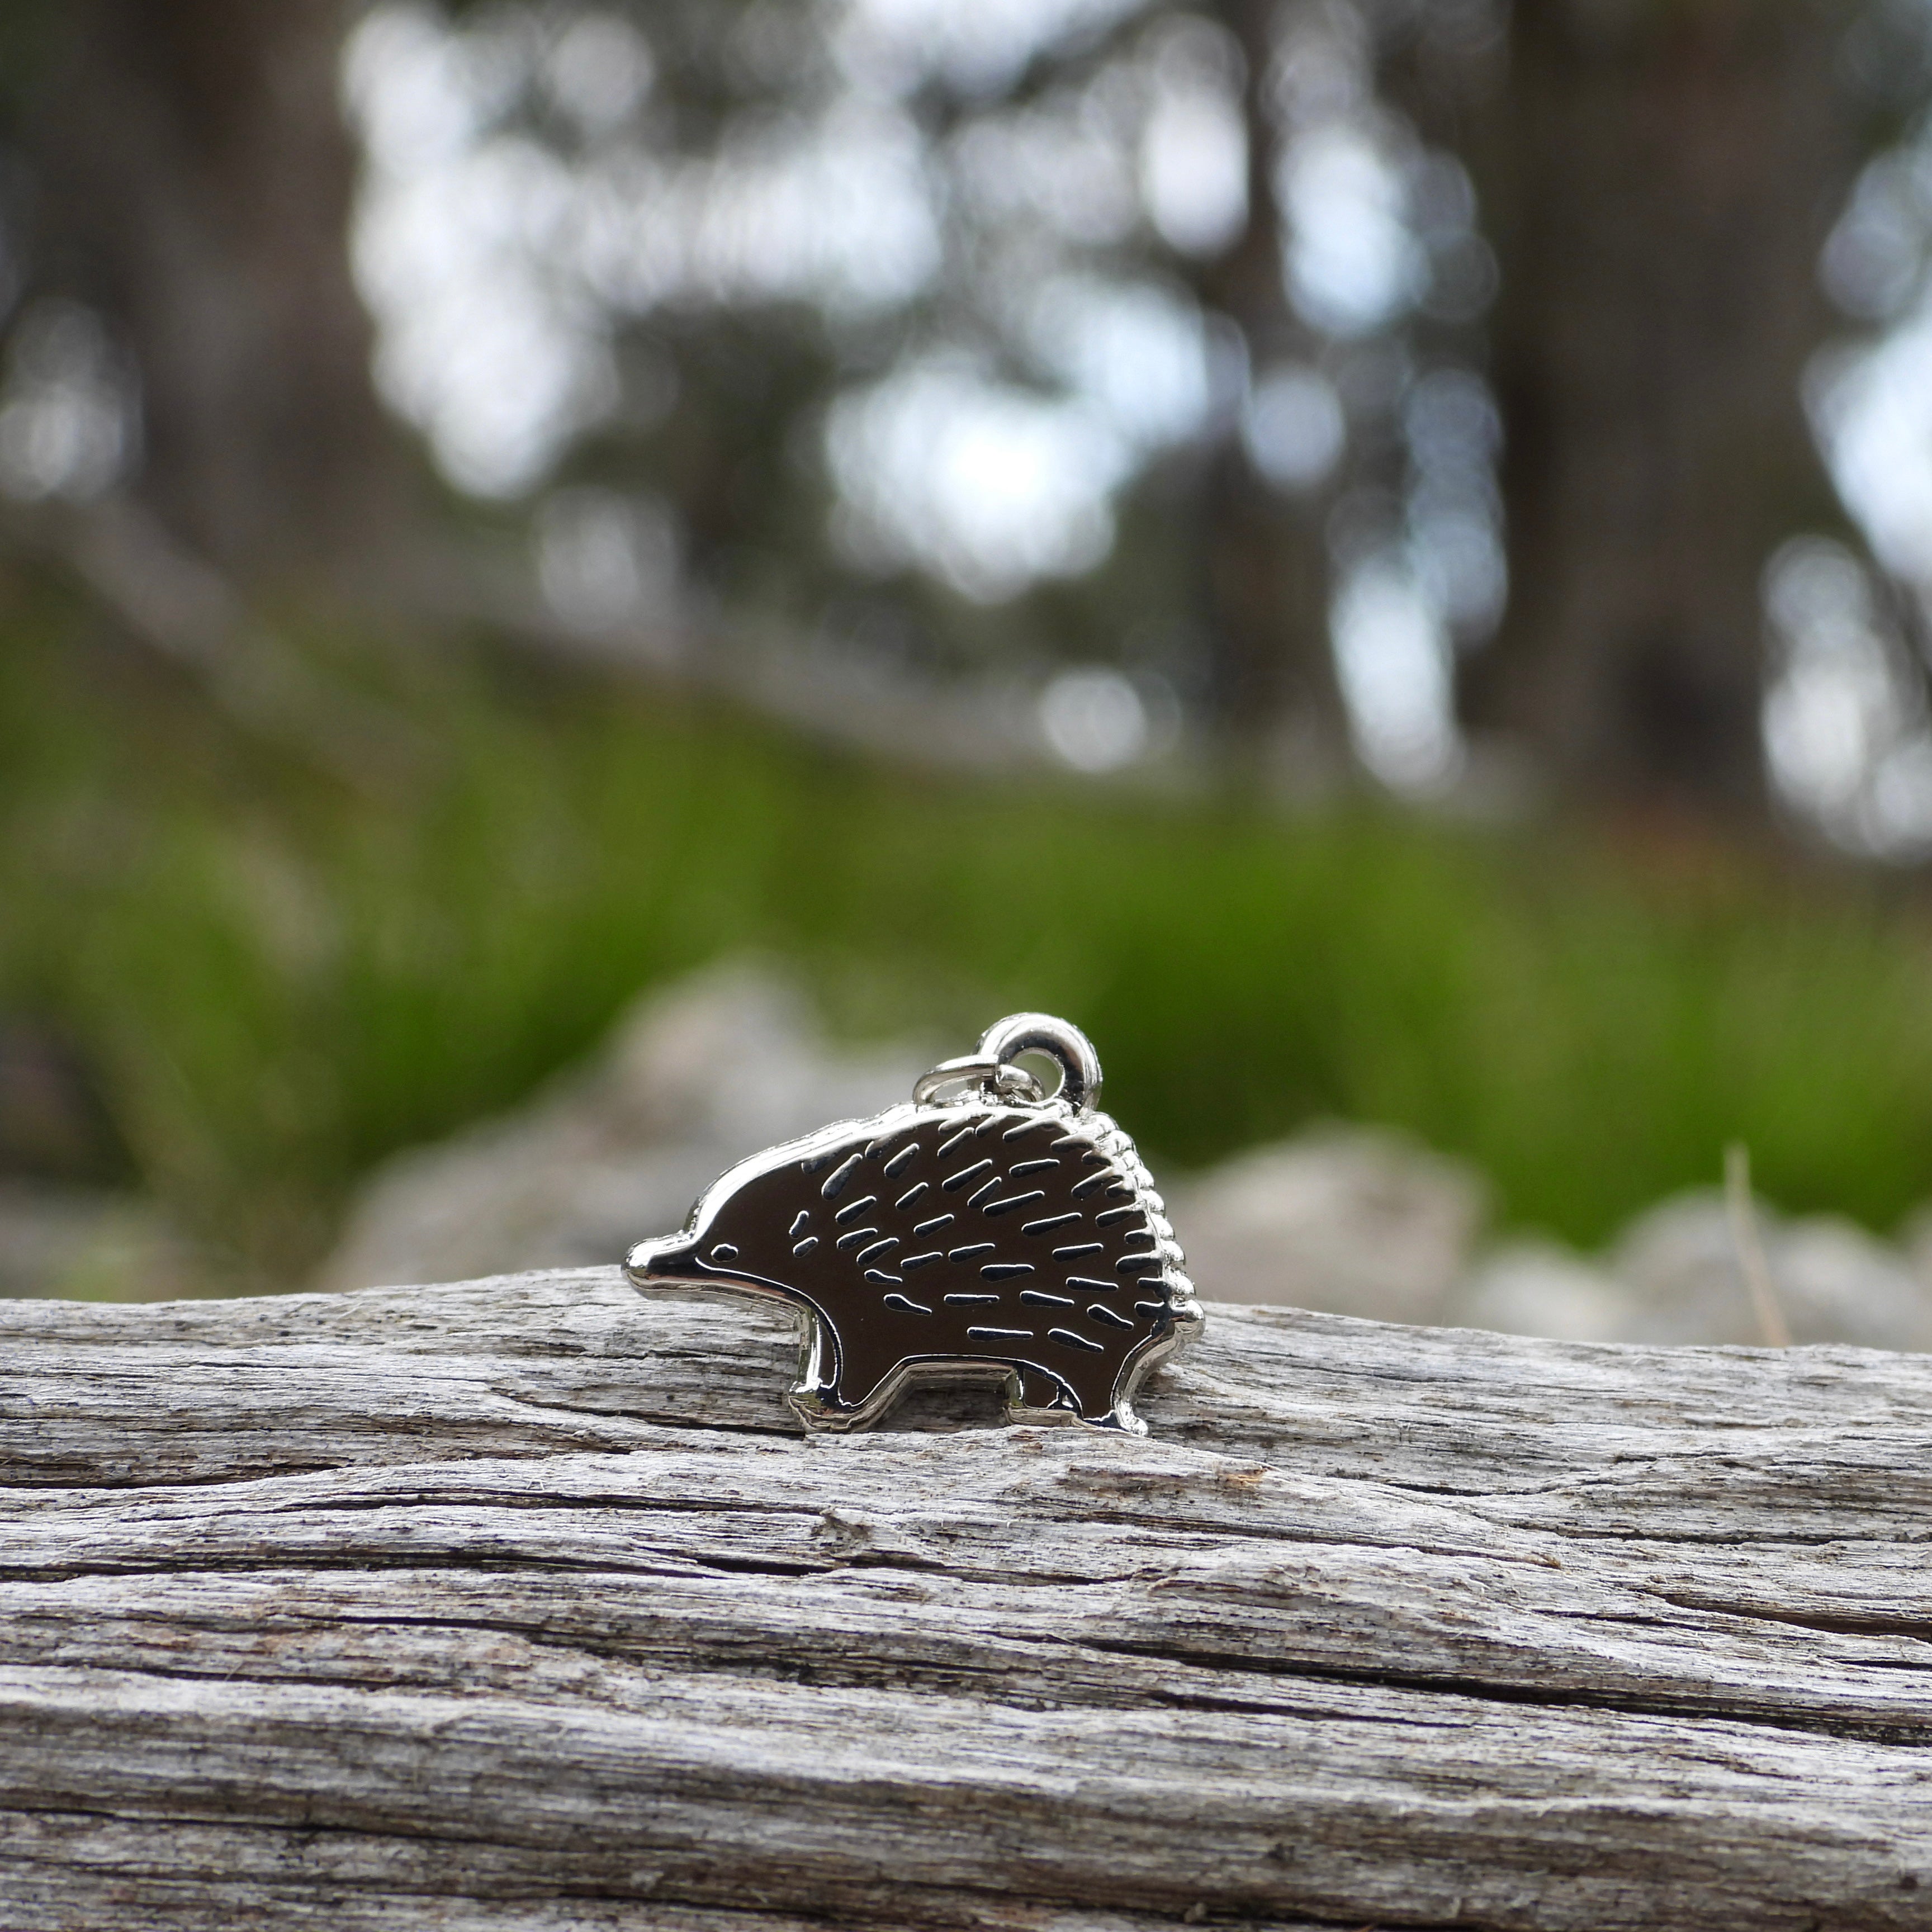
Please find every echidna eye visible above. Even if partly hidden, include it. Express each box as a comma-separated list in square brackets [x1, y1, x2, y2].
[711, 1243, 739, 1261]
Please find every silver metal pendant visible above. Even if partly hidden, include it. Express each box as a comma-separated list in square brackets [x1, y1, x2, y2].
[626, 1013, 1202, 1436]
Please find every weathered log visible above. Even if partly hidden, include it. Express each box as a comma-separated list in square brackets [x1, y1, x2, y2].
[3, 1267, 1931, 1930]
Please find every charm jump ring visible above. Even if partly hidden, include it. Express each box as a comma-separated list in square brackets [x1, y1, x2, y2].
[911, 1054, 1046, 1108]
[975, 1012, 1102, 1114]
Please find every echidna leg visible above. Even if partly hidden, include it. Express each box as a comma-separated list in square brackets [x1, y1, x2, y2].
[1008, 1367, 1076, 1417]
[787, 1380, 859, 1431]
[785, 1317, 845, 1424]
[1081, 1398, 1147, 1435]
[1065, 1367, 1148, 1434]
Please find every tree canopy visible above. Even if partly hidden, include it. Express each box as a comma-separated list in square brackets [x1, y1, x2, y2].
[6, 0, 1932, 843]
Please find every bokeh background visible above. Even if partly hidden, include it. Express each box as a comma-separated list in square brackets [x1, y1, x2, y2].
[9, 0, 1932, 1337]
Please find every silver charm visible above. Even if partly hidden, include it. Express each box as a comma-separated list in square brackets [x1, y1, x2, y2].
[626, 1013, 1202, 1435]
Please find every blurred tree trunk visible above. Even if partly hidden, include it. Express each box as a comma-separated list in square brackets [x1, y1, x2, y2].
[1457, 0, 1859, 823]
[30, 0, 415, 588]
[1190, 0, 1350, 777]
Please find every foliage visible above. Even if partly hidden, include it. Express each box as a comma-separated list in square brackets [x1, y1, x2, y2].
[6, 609, 1932, 1286]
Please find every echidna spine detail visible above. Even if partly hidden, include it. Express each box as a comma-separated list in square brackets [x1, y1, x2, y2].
[624, 1015, 1202, 1436]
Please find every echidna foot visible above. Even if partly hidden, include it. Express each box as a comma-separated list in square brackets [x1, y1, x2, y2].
[1077, 1402, 1146, 1435]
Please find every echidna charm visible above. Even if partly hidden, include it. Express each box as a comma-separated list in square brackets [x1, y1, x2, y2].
[626, 1014, 1201, 1435]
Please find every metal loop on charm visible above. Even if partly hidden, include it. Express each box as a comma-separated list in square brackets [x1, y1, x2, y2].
[975, 1012, 1102, 1114]
[911, 1054, 1047, 1109]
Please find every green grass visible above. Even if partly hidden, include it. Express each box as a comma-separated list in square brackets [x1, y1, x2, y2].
[7, 598, 1932, 1288]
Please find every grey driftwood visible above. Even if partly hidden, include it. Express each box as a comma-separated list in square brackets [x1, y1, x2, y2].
[3, 1267, 1931, 1931]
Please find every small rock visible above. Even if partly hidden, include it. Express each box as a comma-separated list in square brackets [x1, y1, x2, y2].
[316, 961, 931, 1291]
[1447, 1240, 1637, 1344]
[1611, 1191, 1932, 1351]
[1775, 1214, 1932, 1351]
[1167, 1126, 1486, 1323]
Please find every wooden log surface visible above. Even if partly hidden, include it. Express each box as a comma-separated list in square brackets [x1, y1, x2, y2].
[4, 1265, 1932, 1930]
